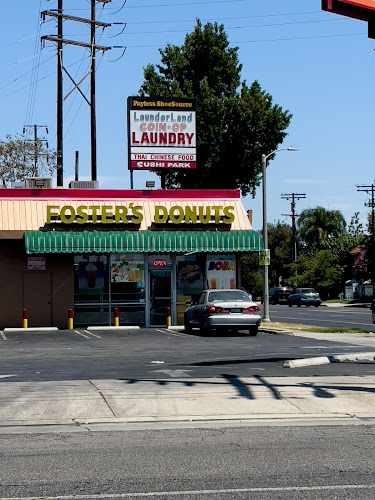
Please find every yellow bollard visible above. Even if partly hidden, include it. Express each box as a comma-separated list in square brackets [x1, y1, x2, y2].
[166, 307, 171, 328]
[114, 308, 119, 327]
[68, 309, 74, 330]
[22, 309, 28, 329]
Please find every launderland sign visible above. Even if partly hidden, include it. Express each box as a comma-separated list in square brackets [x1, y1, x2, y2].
[128, 97, 197, 170]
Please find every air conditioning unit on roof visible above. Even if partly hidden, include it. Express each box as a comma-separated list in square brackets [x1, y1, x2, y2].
[25, 177, 53, 189]
[69, 181, 99, 189]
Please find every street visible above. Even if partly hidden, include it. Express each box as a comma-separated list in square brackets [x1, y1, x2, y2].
[267, 304, 375, 331]
[1, 424, 375, 499]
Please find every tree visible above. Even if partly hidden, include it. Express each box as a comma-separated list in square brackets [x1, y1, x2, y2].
[267, 221, 293, 286]
[286, 250, 343, 297]
[0, 134, 56, 186]
[139, 20, 292, 196]
[297, 206, 346, 248]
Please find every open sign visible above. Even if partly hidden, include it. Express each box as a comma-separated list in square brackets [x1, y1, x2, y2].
[153, 260, 167, 267]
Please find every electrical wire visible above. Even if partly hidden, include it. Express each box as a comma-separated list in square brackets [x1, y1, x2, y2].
[25, 0, 43, 125]
[120, 18, 349, 36]
[125, 31, 367, 48]
[0, 54, 55, 92]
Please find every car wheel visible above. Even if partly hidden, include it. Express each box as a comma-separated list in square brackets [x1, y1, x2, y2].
[306, 304, 310, 307]
[248, 327, 258, 336]
[297, 300, 302, 307]
[184, 316, 192, 334]
[288, 301, 292, 307]
[315, 304, 319, 308]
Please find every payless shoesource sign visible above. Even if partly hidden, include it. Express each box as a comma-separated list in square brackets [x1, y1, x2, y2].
[46, 204, 235, 224]
[128, 97, 197, 170]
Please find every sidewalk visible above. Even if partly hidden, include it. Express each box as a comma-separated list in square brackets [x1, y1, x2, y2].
[1, 374, 375, 429]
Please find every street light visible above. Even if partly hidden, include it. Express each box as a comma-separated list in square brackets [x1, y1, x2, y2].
[261, 146, 299, 322]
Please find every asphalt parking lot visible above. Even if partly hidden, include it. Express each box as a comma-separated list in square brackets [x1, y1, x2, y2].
[1, 327, 375, 382]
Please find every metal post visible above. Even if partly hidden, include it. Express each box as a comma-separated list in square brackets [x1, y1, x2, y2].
[75, 151, 79, 181]
[90, 0, 97, 182]
[57, 0, 63, 187]
[262, 154, 270, 322]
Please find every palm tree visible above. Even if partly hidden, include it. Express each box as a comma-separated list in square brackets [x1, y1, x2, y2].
[297, 206, 346, 247]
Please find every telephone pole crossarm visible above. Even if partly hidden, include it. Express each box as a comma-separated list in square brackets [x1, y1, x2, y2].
[281, 192, 306, 262]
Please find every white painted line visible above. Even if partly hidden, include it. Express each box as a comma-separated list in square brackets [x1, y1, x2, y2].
[0, 375, 16, 379]
[73, 330, 90, 339]
[156, 328, 182, 337]
[0, 332, 7, 341]
[151, 369, 192, 377]
[88, 326, 140, 331]
[4, 327, 59, 333]
[1, 483, 375, 498]
[84, 330, 102, 339]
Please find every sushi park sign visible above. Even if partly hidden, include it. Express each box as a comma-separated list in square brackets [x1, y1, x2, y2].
[128, 97, 197, 171]
[322, 0, 375, 38]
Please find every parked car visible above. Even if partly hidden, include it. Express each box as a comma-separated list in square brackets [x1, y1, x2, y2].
[288, 288, 321, 307]
[371, 299, 375, 324]
[269, 287, 292, 305]
[184, 289, 261, 335]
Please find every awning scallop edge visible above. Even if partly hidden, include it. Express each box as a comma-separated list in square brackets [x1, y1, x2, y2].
[24, 230, 263, 254]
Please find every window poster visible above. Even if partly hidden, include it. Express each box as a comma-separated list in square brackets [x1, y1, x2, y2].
[177, 261, 203, 295]
[206, 255, 236, 290]
[111, 261, 144, 283]
[78, 262, 105, 293]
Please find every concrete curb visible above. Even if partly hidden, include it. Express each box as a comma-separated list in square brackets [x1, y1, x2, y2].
[283, 352, 375, 368]
[3, 327, 59, 333]
[87, 325, 140, 331]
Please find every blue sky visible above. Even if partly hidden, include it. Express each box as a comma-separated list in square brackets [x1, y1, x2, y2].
[1, 0, 374, 231]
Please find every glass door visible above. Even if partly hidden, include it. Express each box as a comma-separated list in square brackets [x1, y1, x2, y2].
[149, 270, 172, 326]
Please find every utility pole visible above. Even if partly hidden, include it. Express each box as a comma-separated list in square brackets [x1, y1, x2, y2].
[357, 183, 375, 292]
[41, 1, 114, 186]
[23, 125, 49, 176]
[57, 0, 63, 187]
[281, 193, 306, 262]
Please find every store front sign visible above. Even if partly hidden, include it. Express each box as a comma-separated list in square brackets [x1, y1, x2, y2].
[27, 256, 46, 271]
[128, 97, 197, 170]
[46, 204, 235, 225]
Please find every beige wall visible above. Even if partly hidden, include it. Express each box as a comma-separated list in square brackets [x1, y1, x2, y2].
[0, 240, 74, 329]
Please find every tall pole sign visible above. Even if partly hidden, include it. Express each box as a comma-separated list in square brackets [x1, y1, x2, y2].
[322, 0, 375, 38]
[127, 97, 197, 171]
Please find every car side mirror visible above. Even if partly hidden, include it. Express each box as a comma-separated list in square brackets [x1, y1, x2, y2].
[186, 300, 191, 305]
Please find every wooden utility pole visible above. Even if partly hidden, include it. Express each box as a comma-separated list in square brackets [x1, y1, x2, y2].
[281, 193, 306, 262]
[57, 0, 63, 187]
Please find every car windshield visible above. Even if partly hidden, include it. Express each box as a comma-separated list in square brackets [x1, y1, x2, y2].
[301, 288, 317, 294]
[208, 291, 250, 302]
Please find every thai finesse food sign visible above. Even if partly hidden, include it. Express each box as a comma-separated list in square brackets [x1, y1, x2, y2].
[128, 97, 197, 170]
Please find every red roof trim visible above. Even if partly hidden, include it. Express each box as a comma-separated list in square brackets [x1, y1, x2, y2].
[0, 189, 240, 200]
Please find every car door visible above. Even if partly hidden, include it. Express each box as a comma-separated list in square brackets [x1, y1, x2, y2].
[193, 291, 207, 325]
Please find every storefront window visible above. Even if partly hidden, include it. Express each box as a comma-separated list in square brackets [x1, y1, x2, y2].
[74, 253, 146, 326]
[206, 254, 236, 289]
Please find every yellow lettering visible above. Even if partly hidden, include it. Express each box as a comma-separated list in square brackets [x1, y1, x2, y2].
[223, 206, 235, 224]
[47, 205, 59, 223]
[88, 206, 100, 223]
[101, 205, 113, 224]
[76, 206, 88, 224]
[185, 206, 197, 224]
[169, 206, 184, 224]
[212, 206, 223, 223]
[60, 206, 75, 224]
[115, 206, 128, 223]
[154, 206, 168, 223]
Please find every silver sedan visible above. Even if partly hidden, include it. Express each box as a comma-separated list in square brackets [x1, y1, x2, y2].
[184, 289, 261, 336]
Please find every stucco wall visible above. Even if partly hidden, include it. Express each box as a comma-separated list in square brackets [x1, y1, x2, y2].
[0, 240, 74, 329]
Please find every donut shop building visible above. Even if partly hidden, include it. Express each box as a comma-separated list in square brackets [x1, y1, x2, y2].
[0, 188, 262, 329]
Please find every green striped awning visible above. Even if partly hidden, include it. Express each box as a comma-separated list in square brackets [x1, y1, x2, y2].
[24, 230, 263, 254]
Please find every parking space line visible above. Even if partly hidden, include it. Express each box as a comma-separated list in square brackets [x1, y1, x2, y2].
[73, 330, 90, 339]
[0, 331, 6, 341]
[84, 330, 102, 339]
